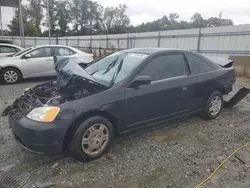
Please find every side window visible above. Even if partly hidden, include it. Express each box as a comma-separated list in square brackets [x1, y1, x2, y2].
[186, 53, 212, 74]
[27, 47, 51, 58]
[52, 47, 76, 56]
[0, 46, 18, 53]
[139, 54, 187, 81]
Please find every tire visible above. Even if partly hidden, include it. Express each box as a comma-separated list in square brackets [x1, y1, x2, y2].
[202, 91, 223, 119]
[69, 116, 114, 161]
[1, 67, 22, 84]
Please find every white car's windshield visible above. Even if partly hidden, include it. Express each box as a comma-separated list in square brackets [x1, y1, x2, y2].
[12, 47, 33, 57]
[85, 52, 148, 86]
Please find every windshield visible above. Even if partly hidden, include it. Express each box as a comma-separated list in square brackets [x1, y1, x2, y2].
[11, 47, 33, 57]
[85, 52, 148, 86]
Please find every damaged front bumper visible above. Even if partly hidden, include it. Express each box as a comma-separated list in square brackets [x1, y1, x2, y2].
[8, 114, 70, 154]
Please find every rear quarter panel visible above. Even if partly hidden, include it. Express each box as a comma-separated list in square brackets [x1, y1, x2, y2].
[190, 67, 234, 110]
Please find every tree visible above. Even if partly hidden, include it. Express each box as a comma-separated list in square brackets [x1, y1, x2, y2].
[56, 0, 71, 36]
[169, 13, 179, 24]
[70, 0, 81, 35]
[191, 13, 207, 28]
[90, 1, 104, 34]
[179, 21, 190, 29]
[207, 17, 233, 27]
[8, 6, 39, 36]
[42, 0, 60, 36]
[103, 4, 130, 34]
[27, 0, 43, 35]
[7, 0, 236, 37]
[161, 15, 171, 30]
[220, 19, 233, 26]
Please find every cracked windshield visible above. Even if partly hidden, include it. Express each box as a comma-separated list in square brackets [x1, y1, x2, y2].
[0, 0, 250, 187]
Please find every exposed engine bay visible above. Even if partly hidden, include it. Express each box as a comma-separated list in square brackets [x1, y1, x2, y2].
[1, 57, 110, 117]
[2, 79, 106, 117]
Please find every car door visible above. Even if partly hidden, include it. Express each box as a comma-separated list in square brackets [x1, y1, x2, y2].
[21, 47, 54, 77]
[184, 53, 215, 110]
[52, 47, 77, 58]
[0, 45, 18, 58]
[125, 52, 193, 129]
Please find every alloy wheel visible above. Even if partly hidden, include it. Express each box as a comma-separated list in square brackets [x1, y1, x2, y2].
[4, 70, 18, 83]
[209, 96, 222, 116]
[81, 124, 109, 156]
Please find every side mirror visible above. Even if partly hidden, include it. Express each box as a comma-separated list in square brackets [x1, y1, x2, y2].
[23, 54, 31, 59]
[129, 76, 151, 88]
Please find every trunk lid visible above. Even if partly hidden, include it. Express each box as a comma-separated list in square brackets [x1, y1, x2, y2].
[206, 56, 233, 68]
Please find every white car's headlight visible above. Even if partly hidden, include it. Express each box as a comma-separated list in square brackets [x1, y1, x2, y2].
[27, 107, 60, 122]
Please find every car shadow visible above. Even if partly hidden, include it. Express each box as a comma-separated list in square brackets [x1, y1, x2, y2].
[22, 76, 56, 84]
[0, 76, 56, 85]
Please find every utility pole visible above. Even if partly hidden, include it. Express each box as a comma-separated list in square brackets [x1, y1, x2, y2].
[19, 0, 25, 47]
[219, 11, 222, 26]
[0, 6, 3, 39]
[47, 0, 51, 44]
[158, 20, 161, 47]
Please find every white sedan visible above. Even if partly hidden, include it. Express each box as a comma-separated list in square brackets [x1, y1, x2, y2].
[0, 45, 94, 84]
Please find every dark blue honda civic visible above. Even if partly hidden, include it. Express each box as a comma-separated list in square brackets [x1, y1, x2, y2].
[3, 48, 247, 161]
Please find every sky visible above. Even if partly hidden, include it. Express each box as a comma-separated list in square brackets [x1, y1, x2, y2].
[1, 0, 250, 29]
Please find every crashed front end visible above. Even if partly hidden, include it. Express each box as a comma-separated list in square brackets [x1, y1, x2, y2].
[2, 81, 61, 118]
[1, 57, 108, 154]
[3, 57, 108, 117]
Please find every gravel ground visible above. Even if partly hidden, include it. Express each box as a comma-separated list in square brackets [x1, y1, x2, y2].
[0, 77, 250, 188]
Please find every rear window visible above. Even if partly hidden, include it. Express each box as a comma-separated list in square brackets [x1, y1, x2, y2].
[186, 53, 212, 74]
[0, 46, 17, 53]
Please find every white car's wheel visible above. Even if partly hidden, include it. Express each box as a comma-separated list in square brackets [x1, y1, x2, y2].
[1, 68, 22, 84]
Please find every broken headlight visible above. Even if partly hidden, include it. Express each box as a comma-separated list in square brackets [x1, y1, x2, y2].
[27, 107, 60, 122]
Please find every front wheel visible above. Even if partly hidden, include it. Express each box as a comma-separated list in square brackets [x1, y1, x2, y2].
[69, 116, 113, 161]
[202, 91, 223, 119]
[1, 68, 22, 84]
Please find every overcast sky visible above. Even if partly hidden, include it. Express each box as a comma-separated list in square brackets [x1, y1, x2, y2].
[1, 0, 250, 29]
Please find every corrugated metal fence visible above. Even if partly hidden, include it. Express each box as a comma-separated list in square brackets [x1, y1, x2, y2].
[3, 24, 250, 58]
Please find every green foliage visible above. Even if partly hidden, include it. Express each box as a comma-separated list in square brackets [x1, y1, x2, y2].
[8, 6, 39, 36]
[56, 0, 71, 36]
[7, 0, 234, 37]
[102, 4, 130, 34]
[27, 0, 43, 34]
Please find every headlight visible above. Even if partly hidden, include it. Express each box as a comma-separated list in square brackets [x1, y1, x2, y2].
[27, 107, 60, 122]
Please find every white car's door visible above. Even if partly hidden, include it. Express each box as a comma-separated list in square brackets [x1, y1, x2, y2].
[21, 47, 54, 77]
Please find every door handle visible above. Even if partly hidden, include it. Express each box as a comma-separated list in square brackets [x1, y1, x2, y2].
[46, 59, 52, 61]
[182, 86, 188, 91]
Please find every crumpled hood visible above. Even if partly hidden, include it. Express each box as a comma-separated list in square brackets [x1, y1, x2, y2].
[54, 56, 107, 89]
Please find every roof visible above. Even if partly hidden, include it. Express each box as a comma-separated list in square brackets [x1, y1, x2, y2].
[0, 0, 20, 7]
[121, 47, 186, 54]
[0, 43, 23, 49]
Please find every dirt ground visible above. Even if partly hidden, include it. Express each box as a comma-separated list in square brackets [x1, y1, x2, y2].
[1, 77, 250, 188]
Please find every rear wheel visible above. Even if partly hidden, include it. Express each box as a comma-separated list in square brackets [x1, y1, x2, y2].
[1, 68, 22, 84]
[69, 116, 113, 161]
[202, 91, 223, 119]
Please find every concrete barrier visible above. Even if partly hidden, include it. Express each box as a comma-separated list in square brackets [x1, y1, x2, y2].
[229, 56, 250, 77]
